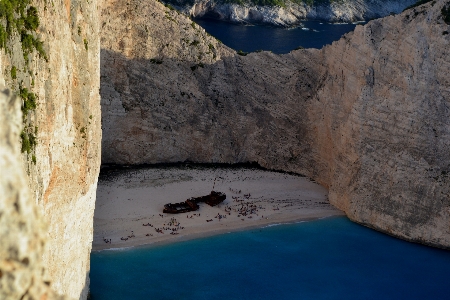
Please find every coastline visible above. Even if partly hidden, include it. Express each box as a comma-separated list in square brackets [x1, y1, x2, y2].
[173, 0, 416, 26]
[93, 212, 344, 251]
[92, 166, 344, 251]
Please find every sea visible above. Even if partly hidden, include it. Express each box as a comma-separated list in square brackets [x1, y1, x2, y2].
[90, 21, 450, 299]
[90, 216, 450, 300]
[194, 19, 361, 54]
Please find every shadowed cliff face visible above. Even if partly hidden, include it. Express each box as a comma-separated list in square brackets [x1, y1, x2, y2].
[101, 0, 450, 248]
[101, 48, 325, 168]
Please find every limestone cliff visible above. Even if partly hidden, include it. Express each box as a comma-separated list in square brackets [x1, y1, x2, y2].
[168, 0, 416, 26]
[101, 0, 450, 248]
[0, 84, 65, 300]
[0, 0, 101, 299]
[309, 2, 450, 247]
[100, 0, 234, 163]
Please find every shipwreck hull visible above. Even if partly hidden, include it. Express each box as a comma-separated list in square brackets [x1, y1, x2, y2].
[163, 191, 226, 214]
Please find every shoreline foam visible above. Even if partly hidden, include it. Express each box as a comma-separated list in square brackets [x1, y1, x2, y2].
[93, 214, 343, 252]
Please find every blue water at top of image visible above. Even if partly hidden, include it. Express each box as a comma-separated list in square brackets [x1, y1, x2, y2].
[194, 19, 360, 54]
[90, 216, 450, 300]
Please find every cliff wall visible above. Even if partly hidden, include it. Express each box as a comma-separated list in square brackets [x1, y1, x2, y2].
[168, 0, 416, 26]
[101, 0, 450, 248]
[100, 0, 234, 163]
[310, 3, 450, 246]
[0, 83, 65, 300]
[0, 0, 101, 299]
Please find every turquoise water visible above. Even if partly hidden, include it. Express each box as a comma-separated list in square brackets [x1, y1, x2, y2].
[195, 19, 360, 54]
[90, 217, 450, 299]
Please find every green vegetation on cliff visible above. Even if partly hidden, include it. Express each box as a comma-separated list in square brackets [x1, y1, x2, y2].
[0, 0, 46, 59]
[19, 86, 37, 116]
[0, 0, 47, 160]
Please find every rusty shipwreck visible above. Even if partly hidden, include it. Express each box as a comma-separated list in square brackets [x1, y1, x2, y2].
[163, 191, 226, 214]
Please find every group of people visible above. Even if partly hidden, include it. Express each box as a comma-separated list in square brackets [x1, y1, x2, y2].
[231, 196, 244, 202]
[111, 190, 271, 245]
[214, 212, 227, 221]
[154, 226, 184, 234]
[154, 217, 185, 234]
[236, 202, 260, 217]
[166, 217, 180, 226]
[186, 213, 200, 219]
[120, 231, 135, 241]
[229, 188, 242, 194]
[226, 193, 268, 221]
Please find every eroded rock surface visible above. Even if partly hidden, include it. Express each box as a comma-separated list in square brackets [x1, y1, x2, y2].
[0, 84, 64, 300]
[0, 0, 101, 299]
[101, 0, 450, 248]
[310, 2, 450, 247]
[170, 0, 416, 26]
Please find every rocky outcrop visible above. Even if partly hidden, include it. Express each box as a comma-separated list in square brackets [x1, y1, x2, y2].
[100, 0, 234, 163]
[0, 84, 65, 300]
[310, 2, 450, 247]
[0, 0, 101, 299]
[100, 0, 233, 64]
[168, 0, 416, 26]
[101, 0, 450, 248]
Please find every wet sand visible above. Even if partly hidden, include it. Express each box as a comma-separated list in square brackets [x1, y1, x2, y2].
[92, 166, 344, 251]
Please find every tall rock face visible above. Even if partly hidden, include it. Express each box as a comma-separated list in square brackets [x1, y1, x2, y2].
[100, 0, 234, 164]
[309, 2, 450, 247]
[101, 0, 450, 248]
[0, 84, 63, 300]
[0, 0, 101, 299]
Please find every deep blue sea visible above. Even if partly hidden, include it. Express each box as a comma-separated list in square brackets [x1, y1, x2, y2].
[90, 216, 450, 300]
[194, 19, 360, 54]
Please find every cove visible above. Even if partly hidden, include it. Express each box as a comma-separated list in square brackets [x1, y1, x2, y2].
[90, 216, 450, 299]
[194, 19, 361, 54]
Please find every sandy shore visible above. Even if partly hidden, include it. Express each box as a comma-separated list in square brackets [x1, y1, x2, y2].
[92, 166, 344, 251]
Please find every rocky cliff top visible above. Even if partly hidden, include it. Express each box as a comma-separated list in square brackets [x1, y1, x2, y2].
[165, 0, 417, 25]
[101, 0, 234, 62]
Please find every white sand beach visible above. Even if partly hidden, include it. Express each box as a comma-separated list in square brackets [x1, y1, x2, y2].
[92, 166, 344, 251]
